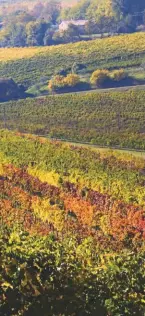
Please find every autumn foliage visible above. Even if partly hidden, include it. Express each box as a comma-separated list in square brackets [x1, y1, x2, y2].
[48, 73, 80, 91]
[0, 130, 145, 315]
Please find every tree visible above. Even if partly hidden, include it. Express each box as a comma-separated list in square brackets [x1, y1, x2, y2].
[90, 69, 110, 87]
[26, 21, 48, 46]
[8, 23, 27, 47]
[65, 24, 80, 38]
[48, 74, 81, 92]
[85, 20, 100, 35]
[43, 28, 54, 46]
[30, 3, 44, 19]
[0, 78, 26, 101]
[43, 1, 61, 24]
[60, 0, 90, 20]
[3, 10, 35, 25]
[52, 31, 64, 44]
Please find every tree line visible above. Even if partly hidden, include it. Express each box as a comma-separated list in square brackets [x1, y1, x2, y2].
[0, 0, 145, 47]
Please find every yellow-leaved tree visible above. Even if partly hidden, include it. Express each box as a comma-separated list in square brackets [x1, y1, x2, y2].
[111, 69, 128, 81]
[64, 74, 80, 87]
[48, 73, 80, 91]
[48, 75, 66, 91]
[90, 69, 110, 87]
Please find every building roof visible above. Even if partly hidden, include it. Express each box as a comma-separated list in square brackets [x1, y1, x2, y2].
[60, 20, 88, 26]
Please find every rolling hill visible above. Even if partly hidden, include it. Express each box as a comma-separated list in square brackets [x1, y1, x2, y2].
[0, 32, 144, 88]
[1, 88, 145, 149]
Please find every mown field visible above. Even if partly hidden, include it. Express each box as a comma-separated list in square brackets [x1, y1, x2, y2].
[0, 32, 145, 87]
[1, 89, 145, 149]
[0, 130, 145, 315]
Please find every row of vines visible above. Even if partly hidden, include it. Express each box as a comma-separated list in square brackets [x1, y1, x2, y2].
[1, 89, 145, 149]
[0, 130, 145, 315]
[0, 33, 145, 86]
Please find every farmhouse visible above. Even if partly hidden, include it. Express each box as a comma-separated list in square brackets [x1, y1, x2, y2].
[59, 20, 88, 31]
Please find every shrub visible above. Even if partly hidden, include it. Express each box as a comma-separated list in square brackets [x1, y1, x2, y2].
[90, 69, 110, 87]
[64, 73, 80, 87]
[48, 75, 66, 91]
[111, 69, 128, 81]
[48, 73, 80, 91]
[0, 78, 26, 101]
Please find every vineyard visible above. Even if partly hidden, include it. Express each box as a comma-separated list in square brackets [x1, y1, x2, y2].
[1, 89, 145, 149]
[0, 2, 145, 313]
[0, 32, 145, 87]
[0, 129, 145, 315]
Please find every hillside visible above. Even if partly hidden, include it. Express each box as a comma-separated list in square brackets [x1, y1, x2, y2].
[0, 129, 145, 315]
[1, 129, 145, 204]
[1, 89, 145, 149]
[1, 1, 145, 315]
[0, 32, 144, 88]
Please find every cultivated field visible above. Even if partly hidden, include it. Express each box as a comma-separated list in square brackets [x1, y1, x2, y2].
[0, 33, 145, 87]
[0, 130, 144, 315]
[1, 89, 145, 149]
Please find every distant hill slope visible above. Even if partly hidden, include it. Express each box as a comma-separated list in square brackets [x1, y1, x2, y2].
[0, 32, 145, 88]
[1, 89, 145, 149]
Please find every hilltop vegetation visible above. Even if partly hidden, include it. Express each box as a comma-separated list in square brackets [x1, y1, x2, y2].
[0, 130, 145, 315]
[0, 0, 145, 48]
[61, 0, 145, 23]
[1, 89, 145, 149]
